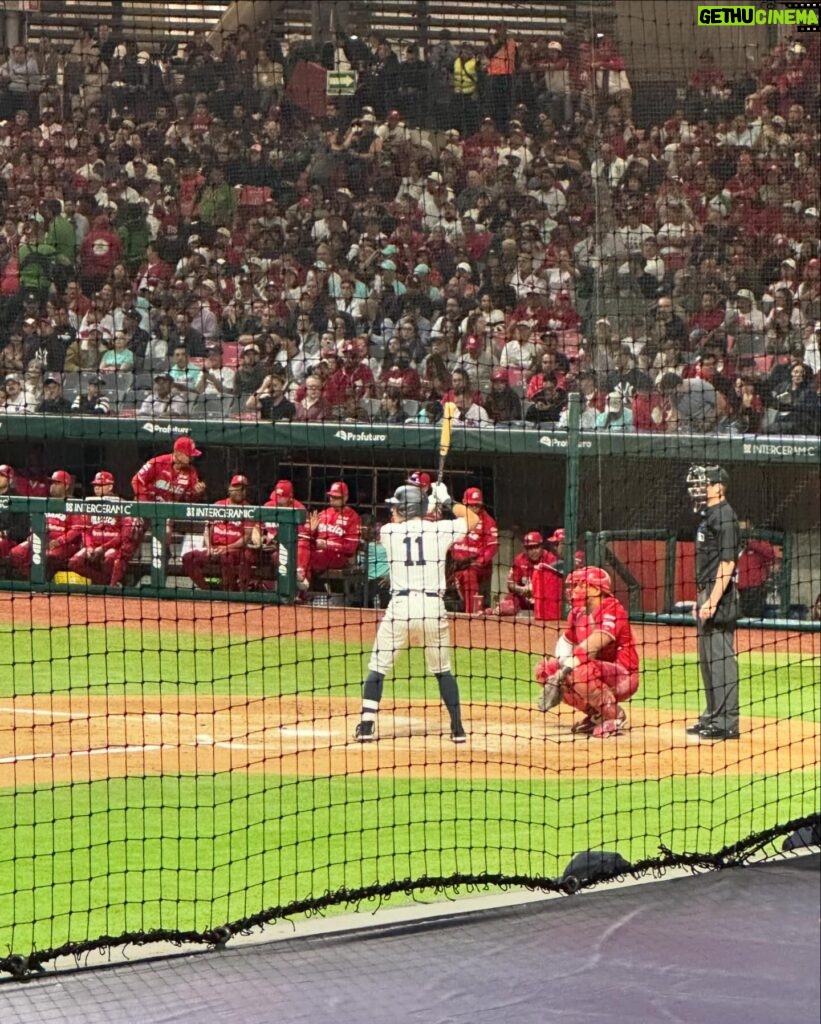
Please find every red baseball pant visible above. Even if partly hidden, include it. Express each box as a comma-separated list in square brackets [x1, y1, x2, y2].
[182, 548, 256, 591]
[8, 539, 81, 580]
[563, 661, 640, 722]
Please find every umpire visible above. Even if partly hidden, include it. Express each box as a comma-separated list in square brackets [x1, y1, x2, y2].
[686, 465, 740, 740]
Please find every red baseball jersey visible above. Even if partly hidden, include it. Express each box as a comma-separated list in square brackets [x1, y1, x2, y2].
[261, 498, 309, 545]
[80, 497, 139, 550]
[324, 365, 376, 407]
[450, 509, 499, 567]
[314, 505, 361, 559]
[209, 498, 252, 547]
[566, 595, 638, 672]
[45, 512, 84, 546]
[507, 549, 558, 590]
[131, 454, 203, 503]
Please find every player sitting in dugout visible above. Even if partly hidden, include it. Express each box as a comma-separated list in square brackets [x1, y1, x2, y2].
[533, 567, 640, 738]
[298, 481, 362, 591]
[181, 475, 261, 592]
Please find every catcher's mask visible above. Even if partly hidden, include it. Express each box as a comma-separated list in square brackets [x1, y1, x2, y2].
[686, 464, 728, 513]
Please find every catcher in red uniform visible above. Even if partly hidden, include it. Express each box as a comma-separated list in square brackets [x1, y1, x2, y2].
[449, 487, 499, 613]
[303, 481, 362, 587]
[505, 531, 560, 613]
[67, 471, 141, 586]
[534, 566, 640, 737]
[9, 470, 84, 580]
[182, 475, 261, 591]
[261, 480, 311, 588]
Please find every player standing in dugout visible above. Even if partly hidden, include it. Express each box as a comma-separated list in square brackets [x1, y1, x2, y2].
[353, 481, 478, 744]
[686, 465, 741, 741]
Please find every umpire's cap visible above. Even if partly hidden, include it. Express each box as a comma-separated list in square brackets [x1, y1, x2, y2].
[705, 465, 729, 487]
[386, 485, 427, 518]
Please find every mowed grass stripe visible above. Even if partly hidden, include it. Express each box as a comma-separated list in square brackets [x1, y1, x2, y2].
[2, 768, 817, 957]
[0, 625, 818, 720]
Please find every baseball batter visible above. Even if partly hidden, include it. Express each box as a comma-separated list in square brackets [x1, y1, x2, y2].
[534, 567, 639, 737]
[67, 471, 141, 586]
[354, 482, 479, 744]
[686, 464, 740, 741]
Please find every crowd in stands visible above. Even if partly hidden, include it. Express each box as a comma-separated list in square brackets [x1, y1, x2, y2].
[0, 19, 818, 435]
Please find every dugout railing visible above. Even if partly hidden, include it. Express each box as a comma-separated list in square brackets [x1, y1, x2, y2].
[0, 497, 306, 604]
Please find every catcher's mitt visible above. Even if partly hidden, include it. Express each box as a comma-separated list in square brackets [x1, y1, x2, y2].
[534, 657, 570, 712]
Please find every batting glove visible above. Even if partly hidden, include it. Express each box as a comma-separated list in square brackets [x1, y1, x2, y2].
[430, 482, 452, 507]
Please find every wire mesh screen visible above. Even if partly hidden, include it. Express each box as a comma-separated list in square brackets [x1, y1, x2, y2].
[0, 0, 819, 979]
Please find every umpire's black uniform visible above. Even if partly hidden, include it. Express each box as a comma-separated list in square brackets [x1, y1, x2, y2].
[694, 472, 740, 737]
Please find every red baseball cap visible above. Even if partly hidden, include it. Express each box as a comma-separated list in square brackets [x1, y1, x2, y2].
[463, 487, 483, 505]
[406, 471, 432, 489]
[491, 368, 508, 383]
[173, 436, 202, 457]
[0, 464, 14, 478]
[547, 528, 565, 543]
[51, 470, 73, 485]
[92, 471, 114, 486]
[328, 481, 349, 500]
[465, 336, 483, 353]
[272, 480, 294, 500]
[230, 474, 248, 487]
[524, 531, 543, 547]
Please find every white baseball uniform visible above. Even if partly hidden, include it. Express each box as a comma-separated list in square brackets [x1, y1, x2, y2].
[368, 517, 468, 675]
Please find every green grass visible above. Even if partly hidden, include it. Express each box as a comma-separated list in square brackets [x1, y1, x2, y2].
[2, 625, 819, 721]
[2, 769, 817, 957]
[0, 623, 818, 960]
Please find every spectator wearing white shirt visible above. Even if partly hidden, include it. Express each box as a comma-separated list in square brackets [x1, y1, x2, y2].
[590, 143, 626, 189]
[452, 389, 492, 427]
[618, 205, 656, 256]
[527, 168, 567, 219]
[499, 322, 539, 374]
[196, 344, 236, 400]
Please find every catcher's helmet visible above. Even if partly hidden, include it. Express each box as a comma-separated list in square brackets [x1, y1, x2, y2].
[386, 485, 427, 518]
[327, 481, 349, 501]
[523, 531, 543, 547]
[566, 566, 612, 595]
[91, 471, 115, 487]
[463, 486, 484, 505]
[686, 464, 728, 512]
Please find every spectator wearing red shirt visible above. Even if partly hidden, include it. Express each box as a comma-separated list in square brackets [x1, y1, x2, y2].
[78, 213, 122, 295]
[325, 341, 376, 410]
[689, 290, 726, 336]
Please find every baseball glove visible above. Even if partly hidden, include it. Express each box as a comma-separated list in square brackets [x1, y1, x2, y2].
[534, 657, 570, 712]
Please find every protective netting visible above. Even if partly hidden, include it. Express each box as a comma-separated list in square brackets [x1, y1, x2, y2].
[0, 0, 819, 980]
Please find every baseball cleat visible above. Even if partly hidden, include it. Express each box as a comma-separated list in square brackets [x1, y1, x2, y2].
[450, 725, 467, 743]
[570, 715, 600, 735]
[591, 710, 628, 739]
[354, 721, 376, 742]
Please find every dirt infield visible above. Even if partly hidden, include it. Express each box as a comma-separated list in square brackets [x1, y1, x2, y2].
[2, 694, 818, 789]
[0, 593, 817, 789]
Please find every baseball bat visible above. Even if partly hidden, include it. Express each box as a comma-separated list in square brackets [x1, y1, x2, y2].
[437, 402, 458, 484]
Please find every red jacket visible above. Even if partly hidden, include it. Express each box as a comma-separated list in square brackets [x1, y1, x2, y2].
[262, 498, 309, 546]
[208, 498, 253, 548]
[450, 508, 498, 568]
[507, 549, 558, 592]
[79, 497, 139, 551]
[737, 539, 777, 591]
[44, 511, 85, 548]
[79, 215, 122, 278]
[313, 505, 361, 560]
[325, 365, 376, 407]
[131, 454, 203, 503]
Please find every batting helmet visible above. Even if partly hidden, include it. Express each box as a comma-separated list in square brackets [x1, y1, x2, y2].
[328, 481, 349, 501]
[91, 471, 115, 487]
[566, 566, 612, 595]
[523, 531, 543, 547]
[386, 485, 427, 518]
[463, 487, 484, 505]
